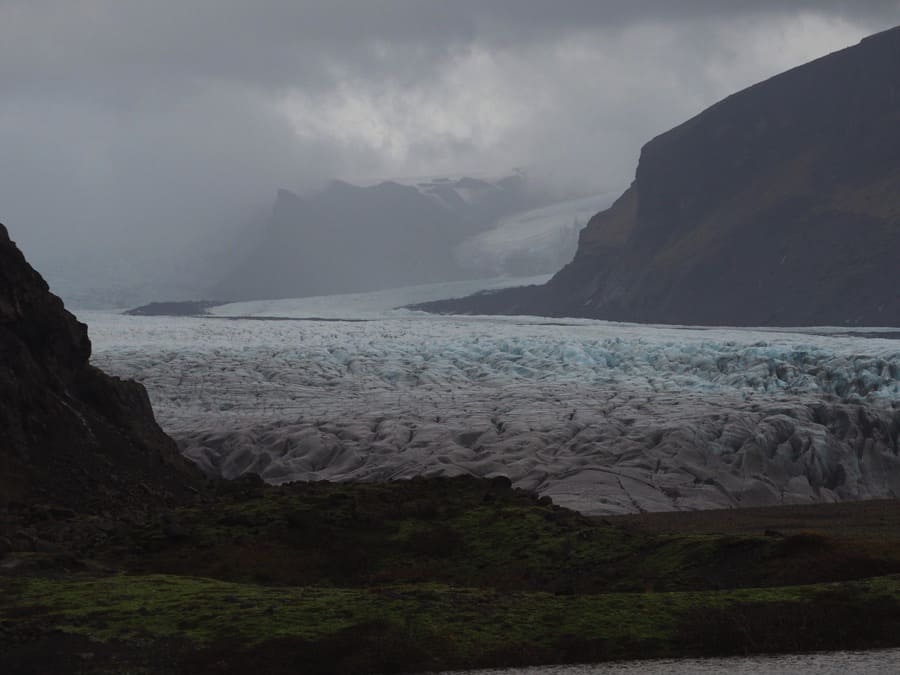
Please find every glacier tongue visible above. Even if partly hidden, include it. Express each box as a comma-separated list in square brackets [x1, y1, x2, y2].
[85, 305, 899, 515]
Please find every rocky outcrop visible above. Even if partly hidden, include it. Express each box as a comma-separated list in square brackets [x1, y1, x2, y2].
[417, 26, 900, 326]
[0, 223, 198, 512]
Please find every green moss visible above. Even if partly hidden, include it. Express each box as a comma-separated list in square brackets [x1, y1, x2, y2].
[11, 477, 900, 675]
[109, 477, 900, 597]
[3, 575, 382, 645]
[5, 573, 900, 656]
[9, 478, 900, 672]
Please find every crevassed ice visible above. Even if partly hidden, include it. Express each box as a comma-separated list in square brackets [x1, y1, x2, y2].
[84, 293, 900, 515]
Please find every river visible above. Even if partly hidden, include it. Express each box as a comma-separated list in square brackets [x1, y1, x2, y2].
[434, 648, 900, 674]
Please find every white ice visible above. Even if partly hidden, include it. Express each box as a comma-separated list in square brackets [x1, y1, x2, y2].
[84, 281, 900, 515]
[454, 193, 619, 276]
[206, 275, 552, 320]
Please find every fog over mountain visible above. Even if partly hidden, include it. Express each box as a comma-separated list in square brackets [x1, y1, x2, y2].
[215, 173, 560, 301]
[1, 1, 898, 305]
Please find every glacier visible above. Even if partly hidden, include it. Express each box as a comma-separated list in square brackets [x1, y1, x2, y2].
[84, 281, 899, 515]
[454, 192, 619, 277]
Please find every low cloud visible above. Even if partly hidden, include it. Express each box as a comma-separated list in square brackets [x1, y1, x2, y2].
[0, 1, 896, 297]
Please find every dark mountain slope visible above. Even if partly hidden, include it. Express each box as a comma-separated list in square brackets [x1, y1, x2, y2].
[417, 27, 900, 326]
[0, 223, 198, 512]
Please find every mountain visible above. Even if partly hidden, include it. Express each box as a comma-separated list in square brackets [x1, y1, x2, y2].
[0, 223, 198, 512]
[213, 174, 552, 301]
[416, 27, 900, 326]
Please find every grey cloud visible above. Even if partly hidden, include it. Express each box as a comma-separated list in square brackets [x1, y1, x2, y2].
[3, 2, 897, 93]
[0, 1, 897, 303]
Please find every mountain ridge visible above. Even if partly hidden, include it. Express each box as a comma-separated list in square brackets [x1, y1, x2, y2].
[213, 173, 564, 301]
[415, 27, 900, 326]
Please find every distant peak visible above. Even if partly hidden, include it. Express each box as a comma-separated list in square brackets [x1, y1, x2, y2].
[324, 179, 357, 192]
[453, 177, 494, 190]
[370, 180, 416, 193]
[275, 188, 301, 202]
[272, 188, 304, 218]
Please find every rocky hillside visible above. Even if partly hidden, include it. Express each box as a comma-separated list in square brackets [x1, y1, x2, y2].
[0, 223, 198, 512]
[417, 27, 900, 326]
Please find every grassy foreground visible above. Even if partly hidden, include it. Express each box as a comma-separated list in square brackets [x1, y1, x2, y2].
[3, 476, 900, 673]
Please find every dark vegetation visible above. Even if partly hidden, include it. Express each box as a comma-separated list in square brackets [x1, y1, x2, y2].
[5, 476, 900, 673]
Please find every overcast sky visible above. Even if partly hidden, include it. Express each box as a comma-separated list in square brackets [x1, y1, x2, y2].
[1, 1, 898, 293]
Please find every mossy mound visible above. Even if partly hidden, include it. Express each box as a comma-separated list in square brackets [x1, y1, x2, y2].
[112, 476, 900, 593]
[4, 573, 900, 673]
[5, 476, 900, 673]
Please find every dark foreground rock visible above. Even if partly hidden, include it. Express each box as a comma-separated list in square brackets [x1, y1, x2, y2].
[416, 27, 900, 326]
[0, 223, 200, 513]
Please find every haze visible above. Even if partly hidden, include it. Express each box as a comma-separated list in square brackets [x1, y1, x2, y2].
[1, 0, 898, 305]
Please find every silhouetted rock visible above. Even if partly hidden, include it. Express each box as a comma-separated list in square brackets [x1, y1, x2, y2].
[417, 27, 900, 326]
[0, 223, 199, 512]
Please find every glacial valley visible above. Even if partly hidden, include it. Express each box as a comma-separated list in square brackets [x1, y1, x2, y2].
[85, 281, 899, 515]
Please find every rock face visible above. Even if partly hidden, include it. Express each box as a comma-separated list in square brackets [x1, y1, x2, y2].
[418, 27, 900, 326]
[0, 223, 197, 511]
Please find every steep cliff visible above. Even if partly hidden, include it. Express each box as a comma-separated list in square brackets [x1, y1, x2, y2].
[417, 27, 900, 326]
[0, 223, 198, 512]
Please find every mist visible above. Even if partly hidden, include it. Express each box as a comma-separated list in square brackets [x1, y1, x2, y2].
[1, 1, 897, 305]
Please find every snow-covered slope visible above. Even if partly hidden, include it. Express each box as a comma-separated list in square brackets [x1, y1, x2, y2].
[455, 192, 619, 276]
[84, 285, 899, 515]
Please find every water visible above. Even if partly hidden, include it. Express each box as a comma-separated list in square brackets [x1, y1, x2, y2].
[435, 648, 900, 674]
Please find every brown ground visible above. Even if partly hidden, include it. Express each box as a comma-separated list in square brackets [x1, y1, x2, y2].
[608, 498, 900, 539]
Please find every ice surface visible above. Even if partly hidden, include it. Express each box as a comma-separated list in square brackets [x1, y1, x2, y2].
[455, 193, 618, 276]
[207, 275, 552, 320]
[84, 283, 900, 515]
